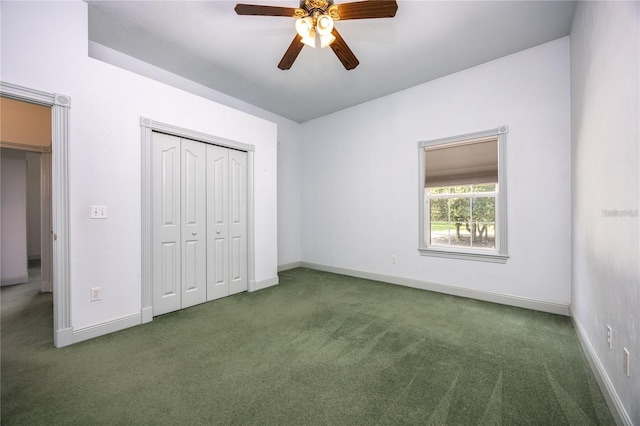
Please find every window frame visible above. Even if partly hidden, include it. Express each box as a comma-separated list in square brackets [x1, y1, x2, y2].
[418, 126, 509, 263]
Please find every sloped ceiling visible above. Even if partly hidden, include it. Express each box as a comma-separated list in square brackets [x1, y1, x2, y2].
[87, 1, 576, 123]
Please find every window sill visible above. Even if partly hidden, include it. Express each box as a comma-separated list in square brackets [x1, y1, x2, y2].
[418, 247, 509, 263]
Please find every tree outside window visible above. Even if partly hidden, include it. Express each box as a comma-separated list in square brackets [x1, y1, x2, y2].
[428, 184, 496, 249]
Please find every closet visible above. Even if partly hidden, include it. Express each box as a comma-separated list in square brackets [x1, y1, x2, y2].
[152, 132, 247, 316]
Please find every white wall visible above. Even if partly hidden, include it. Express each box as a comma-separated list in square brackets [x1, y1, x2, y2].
[70, 60, 278, 329]
[1, 1, 278, 333]
[276, 118, 302, 267]
[1, 148, 28, 285]
[301, 37, 572, 309]
[89, 42, 302, 268]
[570, 2, 640, 424]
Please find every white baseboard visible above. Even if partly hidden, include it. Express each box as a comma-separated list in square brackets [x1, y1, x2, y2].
[41, 279, 52, 293]
[570, 311, 630, 426]
[1, 275, 29, 286]
[254, 276, 279, 291]
[71, 314, 142, 345]
[278, 261, 302, 272]
[300, 261, 570, 316]
[141, 306, 153, 324]
[54, 327, 74, 348]
[58, 278, 279, 347]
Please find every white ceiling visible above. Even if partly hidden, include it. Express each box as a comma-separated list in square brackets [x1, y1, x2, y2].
[87, 0, 576, 123]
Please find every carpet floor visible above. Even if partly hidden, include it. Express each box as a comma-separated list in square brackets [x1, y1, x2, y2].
[1, 267, 613, 425]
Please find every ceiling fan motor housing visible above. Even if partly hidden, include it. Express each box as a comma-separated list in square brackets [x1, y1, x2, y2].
[296, 0, 340, 21]
[300, 0, 333, 14]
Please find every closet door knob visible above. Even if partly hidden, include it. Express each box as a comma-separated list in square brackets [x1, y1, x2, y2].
[216, 230, 221, 234]
[192, 231, 197, 236]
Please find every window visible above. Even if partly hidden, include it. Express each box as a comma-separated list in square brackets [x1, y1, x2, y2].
[418, 126, 508, 263]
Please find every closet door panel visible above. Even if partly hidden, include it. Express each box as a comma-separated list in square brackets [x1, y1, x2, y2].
[152, 133, 181, 316]
[206, 145, 229, 300]
[181, 138, 207, 308]
[228, 149, 248, 295]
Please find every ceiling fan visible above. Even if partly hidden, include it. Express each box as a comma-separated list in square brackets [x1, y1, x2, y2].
[234, 0, 398, 70]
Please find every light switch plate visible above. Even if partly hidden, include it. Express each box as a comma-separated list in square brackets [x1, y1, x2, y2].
[91, 206, 108, 219]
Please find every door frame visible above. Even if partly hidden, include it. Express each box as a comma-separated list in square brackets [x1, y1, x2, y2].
[140, 117, 256, 322]
[40, 152, 53, 292]
[0, 81, 72, 347]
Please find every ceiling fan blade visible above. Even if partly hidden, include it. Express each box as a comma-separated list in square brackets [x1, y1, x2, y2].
[335, 0, 398, 20]
[234, 4, 297, 17]
[278, 34, 305, 70]
[329, 28, 359, 70]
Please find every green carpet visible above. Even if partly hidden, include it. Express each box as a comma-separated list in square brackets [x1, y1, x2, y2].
[1, 267, 613, 425]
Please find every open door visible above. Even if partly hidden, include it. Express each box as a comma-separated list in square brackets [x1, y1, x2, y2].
[0, 97, 52, 291]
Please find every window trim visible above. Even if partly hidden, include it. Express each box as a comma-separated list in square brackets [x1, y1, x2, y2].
[418, 126, 509, 263]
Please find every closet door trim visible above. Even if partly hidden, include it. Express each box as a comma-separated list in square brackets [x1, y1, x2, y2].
[141, 117, 255, 323]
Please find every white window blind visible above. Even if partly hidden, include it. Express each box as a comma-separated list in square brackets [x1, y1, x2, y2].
[424, 138, 498, 188]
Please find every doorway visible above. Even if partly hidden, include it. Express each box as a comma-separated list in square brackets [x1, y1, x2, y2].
[0, 96, 53, 292]
[0, 148, 51, 291]
[0, 81, 72, 348]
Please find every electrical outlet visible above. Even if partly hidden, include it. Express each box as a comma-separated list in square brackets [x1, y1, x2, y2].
[391, 255, 397, 264]
[623, 348, 630, 377]
[91, 205, 108, 219]
[607, 325, 613, 349]
[91, 287, 101, 301]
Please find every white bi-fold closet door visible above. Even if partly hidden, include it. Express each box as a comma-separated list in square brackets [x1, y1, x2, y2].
[152, 132, 247, 316]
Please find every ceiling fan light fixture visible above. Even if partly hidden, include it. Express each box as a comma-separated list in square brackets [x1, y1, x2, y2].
[316, 14, 335, 47]
[319, 32, 335, 48]
[316, 14, 334, 35]
[301, 28, 316, 47]
[295, 16, 316, 47]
